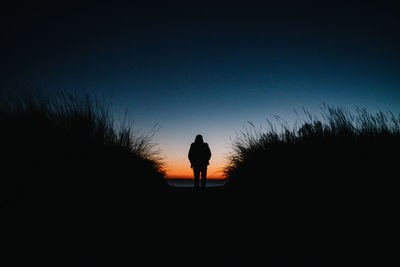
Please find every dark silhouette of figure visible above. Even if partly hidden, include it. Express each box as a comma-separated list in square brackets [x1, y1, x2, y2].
[188, 135, 211, 189]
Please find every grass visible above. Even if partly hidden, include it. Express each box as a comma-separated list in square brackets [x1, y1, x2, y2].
[2, 88, 397, 216]
[0, 89, 169, 207]
[224, 105, 399, 215]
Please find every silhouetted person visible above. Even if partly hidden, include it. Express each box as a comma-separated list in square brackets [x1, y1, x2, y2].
[188, 135, 211, 189]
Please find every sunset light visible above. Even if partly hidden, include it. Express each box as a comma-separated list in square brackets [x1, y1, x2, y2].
[2, 1, 399, 264]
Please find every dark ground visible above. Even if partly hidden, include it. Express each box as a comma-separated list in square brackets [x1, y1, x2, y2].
[4, 176, 397, 267]
[166, 178, 227, 188]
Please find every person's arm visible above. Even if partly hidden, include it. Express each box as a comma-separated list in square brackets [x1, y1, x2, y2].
[206, 143, 211, 160]
[188, 144, 193, 168]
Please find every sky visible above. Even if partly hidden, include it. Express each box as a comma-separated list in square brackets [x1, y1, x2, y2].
[1, 1, 400, 178]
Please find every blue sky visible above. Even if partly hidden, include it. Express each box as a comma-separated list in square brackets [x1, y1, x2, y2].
[2, 1, 400, 176]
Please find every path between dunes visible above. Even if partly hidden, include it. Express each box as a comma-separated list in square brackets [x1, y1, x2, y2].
[166, 178, 227, 188]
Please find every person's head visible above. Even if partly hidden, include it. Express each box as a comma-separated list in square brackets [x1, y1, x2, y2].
[194, 134, 204, 143]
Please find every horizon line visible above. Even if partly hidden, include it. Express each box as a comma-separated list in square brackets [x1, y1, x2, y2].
[165, 176, 226, 179]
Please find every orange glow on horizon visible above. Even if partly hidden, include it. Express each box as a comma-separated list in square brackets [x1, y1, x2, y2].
[164, 159, 225, 179]
[166, 175, 225, 179]
[165, 170, 225, 179]
[158, 135, 227, 180]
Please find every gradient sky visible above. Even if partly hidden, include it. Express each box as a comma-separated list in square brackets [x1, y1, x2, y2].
[2, 1, 400, 177]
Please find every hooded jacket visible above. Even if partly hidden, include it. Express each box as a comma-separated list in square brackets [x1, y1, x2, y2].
[188, 135, 211, 168]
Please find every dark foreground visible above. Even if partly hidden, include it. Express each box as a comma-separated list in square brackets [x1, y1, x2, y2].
[163, 180, 397, 266]
[166, 178, 227, 188]
[5, 176, 397, 267]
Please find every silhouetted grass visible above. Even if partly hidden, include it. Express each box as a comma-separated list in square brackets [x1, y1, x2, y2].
[0, 89, 169, 208]
[224, 105, 399, 215]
